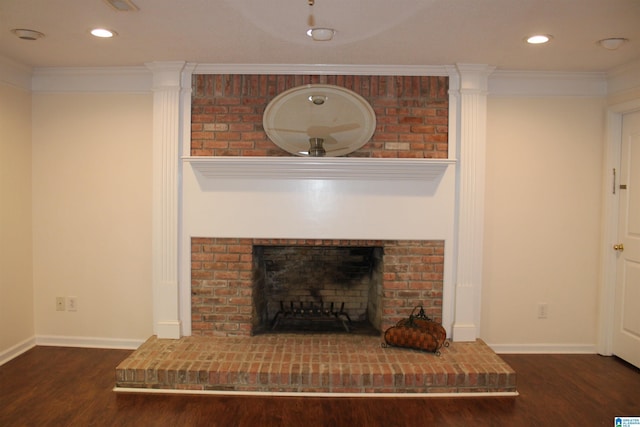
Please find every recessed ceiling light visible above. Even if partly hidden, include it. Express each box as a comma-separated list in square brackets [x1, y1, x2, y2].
[90, 28, 117, 38]
[598, 38, 628, 50]
[11, 28, 45, 41]
[526, 34, 552, 44]
[306, 28, 335, 41]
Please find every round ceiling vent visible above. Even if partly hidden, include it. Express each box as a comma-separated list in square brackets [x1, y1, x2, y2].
[11, 28, 45, 41]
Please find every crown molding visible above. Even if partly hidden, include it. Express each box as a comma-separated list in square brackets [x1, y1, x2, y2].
[24, 63, 619, 98]
[193, 63, 454, 76]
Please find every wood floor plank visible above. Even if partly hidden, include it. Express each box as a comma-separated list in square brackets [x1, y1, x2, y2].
[1, 347, 639, 426]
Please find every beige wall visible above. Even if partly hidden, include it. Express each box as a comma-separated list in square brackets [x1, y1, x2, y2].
[31, 92, 154, 342]
[0, 82, 34, 353]
[0, 67, 623, 357]
[482, 96, 606, 348]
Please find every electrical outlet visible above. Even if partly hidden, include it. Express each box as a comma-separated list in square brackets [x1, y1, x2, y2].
[56, 297, 65, 311]
[538, 303, 548, 319]
[66, 296, 78, 312]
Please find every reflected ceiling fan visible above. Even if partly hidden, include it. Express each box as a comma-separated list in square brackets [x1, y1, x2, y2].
[263, 84, 376, 157]
[270, 123, 362, 156]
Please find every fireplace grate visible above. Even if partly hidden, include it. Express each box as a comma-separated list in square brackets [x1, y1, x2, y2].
[271, 301, 352, 332]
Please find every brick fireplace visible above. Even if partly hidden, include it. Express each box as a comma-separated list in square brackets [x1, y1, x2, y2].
[144, 64, 493, 344]
[191, 238, 444, 337]
[116, 64, 510, 395]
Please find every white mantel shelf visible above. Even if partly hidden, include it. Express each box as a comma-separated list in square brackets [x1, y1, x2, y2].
[184, 156, 456, 181]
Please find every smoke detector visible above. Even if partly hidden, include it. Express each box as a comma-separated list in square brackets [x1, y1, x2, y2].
[11, 29, 45, 41]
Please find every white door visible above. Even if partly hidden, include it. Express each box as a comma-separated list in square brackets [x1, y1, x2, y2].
[613, 109, 640, 368]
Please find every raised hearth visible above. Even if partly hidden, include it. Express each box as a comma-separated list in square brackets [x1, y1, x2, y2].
[115, 335, 517, 395]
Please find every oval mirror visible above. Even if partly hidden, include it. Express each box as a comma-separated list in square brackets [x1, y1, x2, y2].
[263, 84, 376, 157]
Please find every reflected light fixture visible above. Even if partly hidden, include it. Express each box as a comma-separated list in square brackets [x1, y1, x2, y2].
[306, 27, 335, 41]
[526, 34, 552, 44]
[91, 28, 117, 38]
[308, 94, 327, 105]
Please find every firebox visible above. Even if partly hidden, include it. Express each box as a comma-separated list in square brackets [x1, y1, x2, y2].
[252, 245, 384, 334]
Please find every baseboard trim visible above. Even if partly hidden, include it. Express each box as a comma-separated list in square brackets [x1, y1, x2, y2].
[113, 386, 519, 398]
[35, 335, 145, 350]
[0, 337, 37, 366]
[488, 343, 597, 354]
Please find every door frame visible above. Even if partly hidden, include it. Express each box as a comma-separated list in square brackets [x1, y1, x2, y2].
[598, 98, 640, 356]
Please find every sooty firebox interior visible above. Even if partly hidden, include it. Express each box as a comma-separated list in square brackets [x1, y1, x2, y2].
[252, 245, 383, 334]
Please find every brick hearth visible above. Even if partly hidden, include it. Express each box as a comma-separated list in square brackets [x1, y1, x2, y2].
[115, 335, 516, 395]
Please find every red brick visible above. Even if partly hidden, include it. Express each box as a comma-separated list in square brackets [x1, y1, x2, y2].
[191, 238, 443, 337]
[191, 75, 448, 158]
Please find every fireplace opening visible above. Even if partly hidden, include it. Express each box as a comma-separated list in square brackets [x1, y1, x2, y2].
[190, 238, 444, 337]
[252, 245, 384, 335]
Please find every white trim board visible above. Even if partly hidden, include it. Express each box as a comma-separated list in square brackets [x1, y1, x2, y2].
[192, 63, 453, 76]
[0, 337, 37, 366]
[488, 343, 597, 354]
[27, 64, 611, 98]
[35, 335, 145, 350]
[597, 97, 640, 357]
[1, 335, 149, 366]
[114, 387, 519, 398]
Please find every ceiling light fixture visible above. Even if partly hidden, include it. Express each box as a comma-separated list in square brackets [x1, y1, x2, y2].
[598, 38, 628, 50]
[306, 27, 335, 41]
[90, 28, 117, 38]
[526, 34, 552, 44]
[11, 28, 45, 41]
[304, 0, 334, 41]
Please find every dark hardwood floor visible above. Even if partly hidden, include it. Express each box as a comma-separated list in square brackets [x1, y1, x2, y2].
[1, 346, 639, 426]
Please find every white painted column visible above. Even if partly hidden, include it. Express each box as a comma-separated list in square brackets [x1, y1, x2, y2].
[179, 63, 196, 336]
[452, 64, 495, 341]
[147, 61, 186, 339]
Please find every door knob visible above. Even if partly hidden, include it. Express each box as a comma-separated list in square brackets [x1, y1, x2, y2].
[613, 243, 624, 252]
